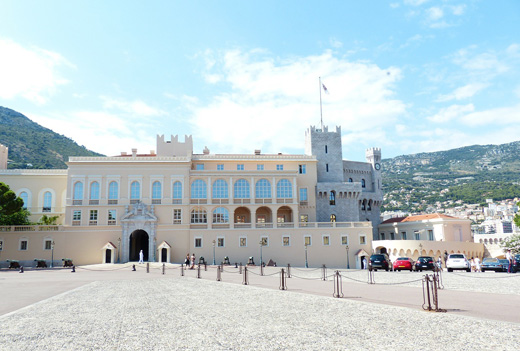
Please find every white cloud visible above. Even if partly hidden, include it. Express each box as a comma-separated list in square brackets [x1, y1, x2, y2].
[404, 0, 429, 6]
[427, 7, 444, 21]
[459, 104, 520, 126]
[427, 104, 474, 123]
[0, 38, 73, 104]
[101, 97, 166, 117]
[329, 38, 343, 49]
[450, 5, 466, 16]
[436, 83, 488, 102]
[189, 50, 406, 155]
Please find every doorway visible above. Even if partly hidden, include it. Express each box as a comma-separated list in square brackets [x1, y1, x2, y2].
[161, 248, 167, 263]
[129, 230, 149, 261]
[105, 249, 112, 263]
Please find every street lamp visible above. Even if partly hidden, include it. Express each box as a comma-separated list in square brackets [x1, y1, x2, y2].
[117, 237, 121, 263]
[304, 243, 308, 268]
[212, 239, 216, 265]
[50, 240, 55, 268]
[346, 245, 350, 269]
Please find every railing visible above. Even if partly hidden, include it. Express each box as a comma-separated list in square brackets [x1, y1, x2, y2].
[89, 200, 99, 205]
[73, 200, 83, 205]
[212, 199, 229, 204]
[276, 198, 293, 204]
[108, 199, 118, 205]
[212, 223, 230, 229]
[0, 225, 62, 232]
[190, 199, 207, 205]
[152, 199, 161, 204]
[255, 199, 272, 204]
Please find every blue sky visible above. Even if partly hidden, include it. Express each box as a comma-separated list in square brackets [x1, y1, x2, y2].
[0, 0, 519, 161]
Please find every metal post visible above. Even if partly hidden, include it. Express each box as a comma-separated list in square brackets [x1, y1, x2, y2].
[212, 240, 216, 265]
[51, 240, 55, 268]
[304, 243, 308, 268]
[197, 264, 201, 278]
[217, 265, 221, 281]
[242, 267, 248, 285]
[260, 263, 264, 276]
[117, 237, 121, 263]
[322, 264, 327, 281]
[146, 262, 149, 273]
[425, 274, 432, 311]
[162, 263, 165, 275]
[259, 240, 264, 267]
[333, 271, 343, 298]
[239, 262, 243, 274]
[181, 264, 184, 276]
[279, 268, 287, 290]
[287, 264, 291, 278]
[346, 245, 350, 269]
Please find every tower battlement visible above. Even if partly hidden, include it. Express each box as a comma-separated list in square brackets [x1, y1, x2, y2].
[156, 134, 193, 157]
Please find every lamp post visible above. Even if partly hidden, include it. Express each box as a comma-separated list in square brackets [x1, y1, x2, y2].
[304, 243, 308, 268]
[212, 239, 216, 265]
[117, 237, 121, 263]
[259, 239, 264, 266]
[346, 245, 350, 269]
[50, 240, 55, 268]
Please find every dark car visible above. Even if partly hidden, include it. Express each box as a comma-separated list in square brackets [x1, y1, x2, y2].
[499, 259, 511, 272]
[481, 258, 504, 272]
[369, 254, 391, 271]
[415, 256, 435, 272]
[513, 254, 520, 273]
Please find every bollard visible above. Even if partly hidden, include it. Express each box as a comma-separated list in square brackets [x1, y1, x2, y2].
[162, 263, 165, 275]
[287, 264, 291, 278]
[132, 264, 136, 271]
[146, 262, 150, 273]
[71, 265, 75, 273]
[181, 264, 184, 276]
[197, 264, 201, 279]
[217, 265, 222, 281]
[279, 268, 287, 290]
[235, 262, 238, 268]
[333, 271, 344, 298]
[424, 274, 432, 311]
[19, 266, 24, 273]
[322, 264, 327, 281]
[260, 263, 264, 276]
[242, 267, 249, 285]
[239, 262, 243, 274]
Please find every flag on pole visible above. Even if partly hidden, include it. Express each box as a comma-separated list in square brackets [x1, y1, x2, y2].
[322, 83, 329, 94]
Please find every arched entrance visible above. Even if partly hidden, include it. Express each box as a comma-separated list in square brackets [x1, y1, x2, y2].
[130, 230, 149, 261]
[161, 248, 167, 262]
[105, 249, 112, 263]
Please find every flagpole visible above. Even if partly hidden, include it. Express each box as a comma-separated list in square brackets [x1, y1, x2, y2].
[319, 77, 323, 130]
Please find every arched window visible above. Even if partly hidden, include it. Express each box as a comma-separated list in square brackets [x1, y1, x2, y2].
[329, 191, 336, 205]
[348, 178, 353, 183]
[255, 179, 271, 198]
[90, 182, 100, 200]
[73, 182, 83, 200]
[191, 179, 207, 199]
[330, 214, 336, 222]
[172, 181, 182, 199]
[108, 181, 118, 200]
[361, 179, 366, 188]
[234, 179, 250, 199]
[20, 191, 28, 209]
[213, 207, 229, 223]
[191, 208, 207, 223]
[130, 181, 140, 200]
[43, 191, 52, 212]
[367, 200, 372, 211]
[276, 179, 292, 198]
[212, 179, 228, 199]
[152, 181, 162, 199]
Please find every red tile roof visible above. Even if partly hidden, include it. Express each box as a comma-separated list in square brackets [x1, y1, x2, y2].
[381, 213, 456, 224]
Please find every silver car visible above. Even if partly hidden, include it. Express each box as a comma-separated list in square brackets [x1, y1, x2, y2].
[446, 253, 471, 272]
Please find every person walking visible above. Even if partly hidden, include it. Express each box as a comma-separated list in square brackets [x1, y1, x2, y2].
[190, 253, 196, 269]
[506, 249, 513, 273]
[474, 256, 481, 272]
[138, 249, 144, 264]
[437, 256, 442, 271]
[443, 250, 448, 267]
[184, 253, 190, 268]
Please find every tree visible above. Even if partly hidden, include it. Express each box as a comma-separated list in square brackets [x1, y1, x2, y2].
[0, 182, 30, 225]
[38, 215, 59, 225]
[501, 233, 520, 254]
[514, 202, 520, 229]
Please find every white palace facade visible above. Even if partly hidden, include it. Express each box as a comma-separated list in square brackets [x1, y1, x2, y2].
[0, 126, 383, 268]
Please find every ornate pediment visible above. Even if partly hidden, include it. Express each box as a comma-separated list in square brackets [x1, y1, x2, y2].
[121, 201, 158, 222]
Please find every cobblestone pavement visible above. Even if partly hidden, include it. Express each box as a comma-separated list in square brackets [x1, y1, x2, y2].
[1, 265, 519, 350]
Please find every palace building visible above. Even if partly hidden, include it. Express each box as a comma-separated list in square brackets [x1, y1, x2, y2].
[0, 126, 383, 267]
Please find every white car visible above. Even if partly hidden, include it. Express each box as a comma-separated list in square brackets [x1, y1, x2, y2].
[446, 253, 471, 272]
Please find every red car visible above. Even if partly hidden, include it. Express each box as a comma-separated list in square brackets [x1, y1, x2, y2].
[393, 257, 414, 272]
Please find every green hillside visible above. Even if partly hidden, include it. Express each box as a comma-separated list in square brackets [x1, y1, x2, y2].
[0, 106, 103, 169]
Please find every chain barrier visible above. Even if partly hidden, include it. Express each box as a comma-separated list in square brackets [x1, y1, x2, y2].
[279, 268, 287, 290]
[422, 273, 446, 312]
[242, 267, 249, 285]
[322, 265, 327, 281]
[449, 271, 520, 279]
[290, 273, 324, 280]
[333, 271, 344, 298]
[291, 266, 321, 272]
[217, 265, 221, 281]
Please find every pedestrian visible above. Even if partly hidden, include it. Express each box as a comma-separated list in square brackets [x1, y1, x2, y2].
[362, 257, 367, 270]
[437, 256, 442, 270]
[190, 253, 196, 269]
[470, 257, 475, 272]
[443, 250, 448, 266]
[506, 249, 513, 273]
[139, 249, 144, 264]
[184, 253, 190, 268]
[474, 256, 481, 272]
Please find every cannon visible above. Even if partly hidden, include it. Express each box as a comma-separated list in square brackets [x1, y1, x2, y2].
[62, 258, 74, 267]
[7, 260, 20, 269]
[34, 259, 48, 268]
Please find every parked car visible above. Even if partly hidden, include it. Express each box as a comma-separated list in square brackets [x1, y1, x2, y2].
[513, 254, 520, 273]
[393, 257, 414, 272]
[369, 254, 391, 271]
[415, 256, 435, 272]
[446, 253, 471, 272]
[499, 259, 511, 272]
[481, 258, 504, 272]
